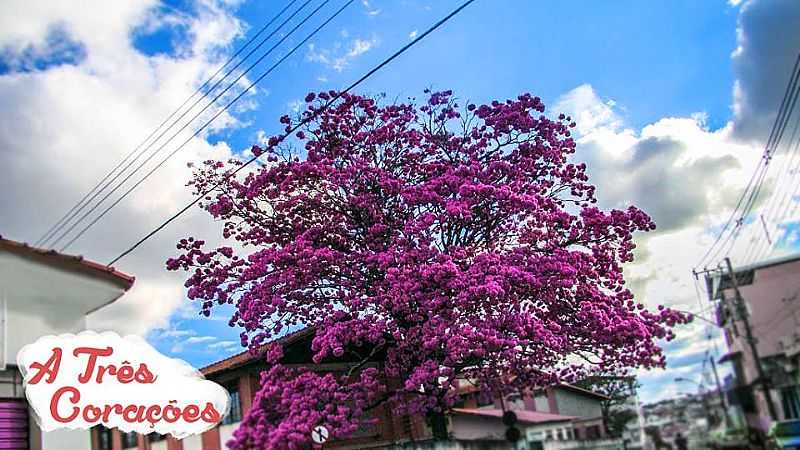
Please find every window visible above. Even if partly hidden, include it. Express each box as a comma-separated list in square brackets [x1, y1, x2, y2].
[122, 431, 138, 448]
[222, 383, 242, 425]
[148, 432, 165, 442]
[96, 426, 113, 450]
[781, 386, 800, 419]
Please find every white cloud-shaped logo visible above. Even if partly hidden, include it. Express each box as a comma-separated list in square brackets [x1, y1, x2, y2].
[17, 331, 229, 438]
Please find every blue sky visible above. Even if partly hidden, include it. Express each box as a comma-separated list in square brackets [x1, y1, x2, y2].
[2, 0, 798, 405]
[137, 0, 742, 389]
[129, 0, 739, 149]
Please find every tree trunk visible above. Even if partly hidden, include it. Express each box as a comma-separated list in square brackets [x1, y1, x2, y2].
[427, 411, 449, 440]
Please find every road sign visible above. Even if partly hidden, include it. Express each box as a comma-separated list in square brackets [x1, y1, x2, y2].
[311, 425, 330, 445]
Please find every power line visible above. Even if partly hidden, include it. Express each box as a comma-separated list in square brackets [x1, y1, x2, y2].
[699, 54, 800, 267]
[53, 0, 334, 250]
[738, 63, 800, 251]
[744, 99, 800, 264]
[695, 53, 800, 269]
[736, 59, 800, 265]
[35, 0, 299, 248]
[108, 0, 478, 266]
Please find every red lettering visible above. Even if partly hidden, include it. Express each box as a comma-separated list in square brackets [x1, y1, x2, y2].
[200, 402, 221, 423]
[73, 347, 113, 383]
[50, 386, 80, 423]
[28, 347, 62, 384]
[182, 405, 200, 423]
[134, 364, 157, 384]
[117, 362, 134, 384]
[83, 405, 102, 423]
[145, 405, 162, 424]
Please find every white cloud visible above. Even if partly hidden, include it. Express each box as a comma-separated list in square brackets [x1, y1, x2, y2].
[552, 0, 800, 402]
[361, 0, 381, 17]
[208, 340, 238, 350]
[288, 99, 303, 113]
[408, 30, 418, 40]
[0, 0, 251, 336]
[730, 0, 800, 144]
[307, 35, 379, 72]
[171, 335, 218, 353]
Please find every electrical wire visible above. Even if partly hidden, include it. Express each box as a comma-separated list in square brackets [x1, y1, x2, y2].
[35, 0, 299, 248]
[695, 54, 800, 269]
[107, 0, 478, 266]
[53, 0, 336, 250]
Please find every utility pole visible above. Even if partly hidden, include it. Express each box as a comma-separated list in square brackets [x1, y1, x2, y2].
[709, 354, 733, 429]
[723, 257, 778, 421]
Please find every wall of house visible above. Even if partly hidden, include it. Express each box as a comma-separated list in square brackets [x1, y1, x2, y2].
[370, 440, 517, 450]
[0, 251, 125, 365]
[553, 390, 602, 418]
[542, 437, 624, 450]
[717, 257, 800, 431]
[0, 367, 23, 397]
[727, 258, 800, 359]
[181, 434, 202, 450]
[0, 251, 129, 450]
[525, 422, 575, 442]
[217, 423, 237, 448]
[450, 415, 507, 441]
[534, 394, 549, 412]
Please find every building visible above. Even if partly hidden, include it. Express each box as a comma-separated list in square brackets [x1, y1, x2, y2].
[92, 327, 430, 450]
[0, 237, 135, 450]
[95, 327, 621, 450]
[453, 381, 610, 444]
[639, 390, 742, 450]
[706, 255, 800, 439]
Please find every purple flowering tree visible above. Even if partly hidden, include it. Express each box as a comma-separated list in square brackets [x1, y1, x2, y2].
[168, 90, 688, 449]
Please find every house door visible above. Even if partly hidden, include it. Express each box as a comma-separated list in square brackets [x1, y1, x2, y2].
[0, 399, 28, 449]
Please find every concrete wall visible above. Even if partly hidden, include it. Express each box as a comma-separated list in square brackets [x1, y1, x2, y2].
[553, 390, 602, 418]
[181, 433, 203, 450]
[0, 250, 125, 365]
[218, 423, 238, 448]
[371, 440, 517, 450]
[725, 257, 800, 359]
[0, 250, 128, 450]
[451, 415, 508, 442]
[534, 395, 549, 412]
[717, 256, 800, 430]
[542, 438, 624, 450]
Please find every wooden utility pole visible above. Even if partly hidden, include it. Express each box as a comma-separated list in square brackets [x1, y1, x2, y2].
[723, 257, 778, 420]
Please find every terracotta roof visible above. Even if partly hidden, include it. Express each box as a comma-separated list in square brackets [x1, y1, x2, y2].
[200, 327, 315, 376]
[556, 383, 611, 401]
[0, 236, 135, 290]
[451, 408, 575, 424]
[456, 380, 609, 401]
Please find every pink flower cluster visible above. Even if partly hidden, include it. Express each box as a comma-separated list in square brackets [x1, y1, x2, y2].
[167, 90, 690, 448]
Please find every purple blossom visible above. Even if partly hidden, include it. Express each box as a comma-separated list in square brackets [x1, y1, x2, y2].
[168, 90, 690, 449]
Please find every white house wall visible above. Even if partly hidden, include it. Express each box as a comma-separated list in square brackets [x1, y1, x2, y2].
[0, 251, 125, 364]
[553, 390, 602, 418]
